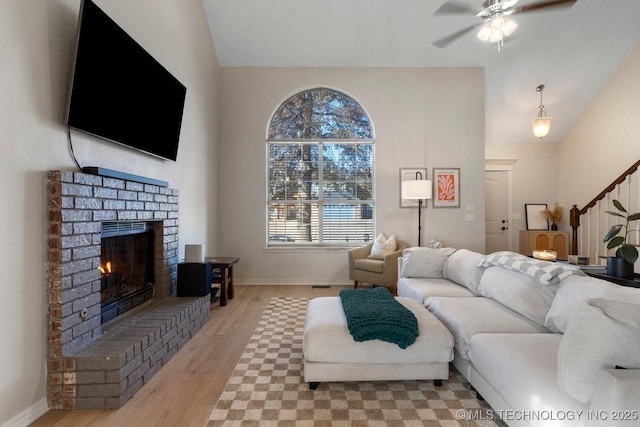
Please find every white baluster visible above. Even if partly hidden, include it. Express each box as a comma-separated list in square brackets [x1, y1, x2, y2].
[595, 200, 600, 263]
[587, 210, 592, 260]
[616, 184, 621, 220]
[637, 166, 640, 245]
[604, 192, 611, 242]
[579, 220, 583, 256]
[626, 175, 631, 221]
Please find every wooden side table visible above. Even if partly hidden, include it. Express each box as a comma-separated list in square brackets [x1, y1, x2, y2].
[205, 256, 239, 306]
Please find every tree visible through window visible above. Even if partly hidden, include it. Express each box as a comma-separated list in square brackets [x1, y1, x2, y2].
[267, 88, 374, 246]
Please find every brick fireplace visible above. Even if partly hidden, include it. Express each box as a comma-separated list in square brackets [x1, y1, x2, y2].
[46, 170, 210, 409]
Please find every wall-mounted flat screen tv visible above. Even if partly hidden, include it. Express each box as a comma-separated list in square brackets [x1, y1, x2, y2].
[66, 0, 187, 161]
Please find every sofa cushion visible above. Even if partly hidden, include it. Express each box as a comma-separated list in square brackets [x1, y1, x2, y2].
[477, 266, 556, 326]
[442, 248, 485, 294]
[544, 274, 640, 333]
[469, 333, 586, 426]
[479, 251, 584, 285]
[557, 298, 640, 404]
[353, 258, 384, 274]
[397, 277, 475, 305]
[424, 297, 549, 360]
[400, 247, 456, 278]
[368, 233, 397, 259]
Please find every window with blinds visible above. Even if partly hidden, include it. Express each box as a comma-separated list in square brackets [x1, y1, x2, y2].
[267, 88, 374, 247]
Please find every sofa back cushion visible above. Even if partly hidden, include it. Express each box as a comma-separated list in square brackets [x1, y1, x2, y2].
[442, 249, 485, 294]
[400, 247, 456, 278]
[544, 274, 640, 333]
[479, 251, 584, 286]
[557, 298, 640, 404]
[477, 266, 557, 326]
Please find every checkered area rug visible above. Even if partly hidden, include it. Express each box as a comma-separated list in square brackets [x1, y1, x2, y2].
[207, 297, 504, 426]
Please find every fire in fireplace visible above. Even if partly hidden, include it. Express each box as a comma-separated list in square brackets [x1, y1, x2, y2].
[100, 221, 155, 323]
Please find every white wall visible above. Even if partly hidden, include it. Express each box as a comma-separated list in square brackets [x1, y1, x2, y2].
[0, 0, 219, 424]
[485, 43, 640, 254]
[218, 67, 486, 284]
[559, 43, 640, 209]
[485, 142, 560, 250]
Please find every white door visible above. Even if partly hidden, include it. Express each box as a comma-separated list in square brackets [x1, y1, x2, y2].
[485, 170, 510, 253]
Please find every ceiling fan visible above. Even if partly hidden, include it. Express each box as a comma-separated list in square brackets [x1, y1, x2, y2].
[432, 0, 577, 49]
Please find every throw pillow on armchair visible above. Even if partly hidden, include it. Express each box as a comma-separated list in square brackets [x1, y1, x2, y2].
[368, 233, 397, 259]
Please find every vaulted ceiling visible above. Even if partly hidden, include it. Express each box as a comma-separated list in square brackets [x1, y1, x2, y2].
[203, 0, 640, 143]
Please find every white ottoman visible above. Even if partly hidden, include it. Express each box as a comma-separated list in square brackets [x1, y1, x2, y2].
[303, 296, 454, 389]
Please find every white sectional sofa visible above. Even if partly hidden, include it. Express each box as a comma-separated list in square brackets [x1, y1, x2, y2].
[397, 248, 640, 427]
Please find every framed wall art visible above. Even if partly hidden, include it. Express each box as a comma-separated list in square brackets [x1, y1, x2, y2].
[525, 204, 549, 230]
[433, 168, 460, 208]
[399, 167, 427, 208]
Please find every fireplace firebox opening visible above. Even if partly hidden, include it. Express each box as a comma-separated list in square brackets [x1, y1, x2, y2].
[100, 221, 155, 323]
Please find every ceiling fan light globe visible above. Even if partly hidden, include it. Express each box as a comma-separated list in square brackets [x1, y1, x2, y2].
[477, 24, 492, 41]
[489, 31, 504, 43]
[502, 18, 517, 36]
[533, 117, 552, 138]
[491, 16, 505, 30]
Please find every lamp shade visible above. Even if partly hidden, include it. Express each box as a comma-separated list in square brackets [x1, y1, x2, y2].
[402, 180, 432, 200]
[185, 244, 205, 262]
[533, 117, 552, 138]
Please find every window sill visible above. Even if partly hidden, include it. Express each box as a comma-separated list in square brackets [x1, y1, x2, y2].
[263, 246, 356, 253]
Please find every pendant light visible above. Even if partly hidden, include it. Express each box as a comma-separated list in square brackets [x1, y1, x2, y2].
[532, 84, 552, 138]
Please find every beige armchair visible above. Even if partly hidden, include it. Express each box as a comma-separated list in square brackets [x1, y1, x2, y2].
[348, 240, 407, 290]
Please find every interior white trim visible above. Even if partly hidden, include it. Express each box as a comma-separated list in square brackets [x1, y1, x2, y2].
[485, 159, 517, 252]
[484, 159, 516, 169]
[1, 398, 48, 427]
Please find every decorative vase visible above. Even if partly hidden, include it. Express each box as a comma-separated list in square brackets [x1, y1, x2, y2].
[551, 223, 558, 231]
[606, 257, 634, 279]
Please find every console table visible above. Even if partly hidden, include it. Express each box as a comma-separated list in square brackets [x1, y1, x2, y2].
[519, 230, 569, 260]
[205, 256, 240, 306]
[584, 271, 640, 288]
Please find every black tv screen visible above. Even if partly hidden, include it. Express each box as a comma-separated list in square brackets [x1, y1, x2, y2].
[66, 0, 186, 161]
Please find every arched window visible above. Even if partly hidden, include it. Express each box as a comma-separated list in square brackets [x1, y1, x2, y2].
[267, 88, 374, 247]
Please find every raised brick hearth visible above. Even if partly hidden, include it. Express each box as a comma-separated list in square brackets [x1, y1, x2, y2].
[46, 170, 210, 409]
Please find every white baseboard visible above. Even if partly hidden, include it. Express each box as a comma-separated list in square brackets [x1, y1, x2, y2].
[2, 398, 48, 427]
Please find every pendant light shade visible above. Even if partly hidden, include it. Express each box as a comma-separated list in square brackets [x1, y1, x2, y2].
[533, 117, 552, 138]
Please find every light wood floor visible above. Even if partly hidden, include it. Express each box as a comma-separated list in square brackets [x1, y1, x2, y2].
[30, 285, 350, 427]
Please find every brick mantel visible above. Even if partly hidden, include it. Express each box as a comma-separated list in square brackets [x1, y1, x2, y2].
[46, 170, 209, 409]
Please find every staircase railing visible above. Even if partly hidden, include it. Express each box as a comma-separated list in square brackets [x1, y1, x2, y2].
[569, 160, 640, 264]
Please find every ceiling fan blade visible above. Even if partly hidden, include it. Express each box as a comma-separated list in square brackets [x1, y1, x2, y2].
[510, 0, 576, 14]
[433, 1, 479, 16]
[432, 24, 481, 48]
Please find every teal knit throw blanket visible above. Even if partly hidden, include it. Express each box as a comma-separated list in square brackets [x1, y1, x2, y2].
[339, 287, 419, 349]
